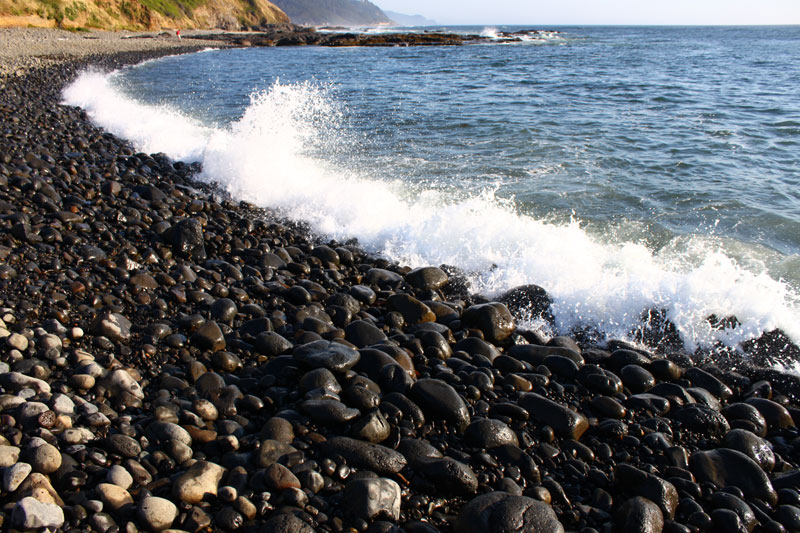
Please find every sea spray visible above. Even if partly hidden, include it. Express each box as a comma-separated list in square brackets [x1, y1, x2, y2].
[62, 69, 800, 357]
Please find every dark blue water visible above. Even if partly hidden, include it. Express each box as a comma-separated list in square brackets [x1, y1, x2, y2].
[64, 26, 800, 358]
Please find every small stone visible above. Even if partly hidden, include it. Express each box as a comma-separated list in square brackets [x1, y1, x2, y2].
[3, 462, 32, 492]
[387, 294, 436, 325]
[96, 482, 133, 511]
[173, 461, 226, 504]
[0, 445, 21, 467]
[138, 495, 178, 531]
[461, 302, 515, 343]
[91, 312, 132, 343]
[723, 428, 776, 472]
[410, 378, 471, 431]
[343, 477, 402, 520]
[615, 464, 678, 519]
[28, 442, 61, 474]
[690, 448, 777, 506]
[324, 437, 407, 476]
[12, 497, 65, 530]
[465, 418, 519, 449]
[6, 332, 28, 351]
[191, 321, 226, 352]
[107, 464, 134, 489]
[264, 463, 301, 491]
[104, 369, 145, 402]
[293, 340, 360, 373]
[405, 266, 449, 290]
[519, 393, 589, 440]
[107, 434, 142, 458]
[455, 491, 564, 533]
[614, 496, 664, 533]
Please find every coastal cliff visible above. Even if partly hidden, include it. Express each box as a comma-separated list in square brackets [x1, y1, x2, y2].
[0, 0, 289, 30]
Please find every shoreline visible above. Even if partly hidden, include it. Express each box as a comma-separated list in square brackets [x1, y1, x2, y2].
[1, 30, 799, 532]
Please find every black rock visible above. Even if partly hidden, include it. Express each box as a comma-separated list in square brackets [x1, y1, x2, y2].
[455, 491, 564, 533]
[409, 378, 470, 431]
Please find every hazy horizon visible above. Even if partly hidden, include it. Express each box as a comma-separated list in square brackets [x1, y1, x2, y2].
[373, 0, 800, 26]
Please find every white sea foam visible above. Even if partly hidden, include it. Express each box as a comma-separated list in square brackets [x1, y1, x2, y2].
[62, 70, 800, 355]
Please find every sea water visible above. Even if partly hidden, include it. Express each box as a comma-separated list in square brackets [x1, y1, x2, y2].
[62, 26, 800, 363]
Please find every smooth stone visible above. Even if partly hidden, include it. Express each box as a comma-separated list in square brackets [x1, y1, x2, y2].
[343, 477, 402, 520]
[165, 217, 206, 259]
[410, 378, 471, 431]
[745, 398, 796, 430]
[191, 321, 226, 352]
[262, 513, 316, 533]
[351, 410, 392, 443]
[104, 369, 145, 401]
[416, 456, 479, 496]
[498, 284, 553, 322]
[0, 372, 51, 394]
[723, 428, 776, 472]
[690, 448, 777, 506]
[264, 463, 301, 491]
[455, 491, 564, 533]
[723, 403, 769, 437]
[620, 364, 656, 393]
[293, 340, 360, 373]
[96, 482, 133, 511]
[255, 440, 298, 468]
[260, 417, 295, 444]
[387, 294, 436, 325]
[452, 337, 500, 361]
[301, 399, 360, 425]
[672, 404, 730, 438]
[11, 496, 64, 530]
[139, 495, 178, 531]
[107, 464, 134, 490]
[614, 496, 664, 533]
[324, 437, 407, 476]
[6, 332, 28, 351]
[519, 393, 589, 440]
[254, 331, 293, 356]
[148, 421, 192, 447]
[28, 441, 61, 474]
[685, 367, 733, 400]
[91, 312, 132, 343]
[465, 418, 519, 449]
[405, 267, 449, 290]
[107, 434, 142, 458]
[300, 368, 341, 393]
[0, 445, 21, 467]
[461, 302, 515, 343]
[344, 320, 388, 348]
[3, 462, 32, 492]
[710, 492, 757, 532]
[173, 461, 226, 504]
[615, 463, 678, 519]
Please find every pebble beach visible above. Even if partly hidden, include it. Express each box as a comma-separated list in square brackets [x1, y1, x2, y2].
[0, 27, 799, 533]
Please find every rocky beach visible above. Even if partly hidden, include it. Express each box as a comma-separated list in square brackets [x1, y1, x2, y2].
[0, 28, 799, 533]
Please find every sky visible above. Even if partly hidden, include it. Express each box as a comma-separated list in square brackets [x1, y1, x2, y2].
[374, 0, 800, 26]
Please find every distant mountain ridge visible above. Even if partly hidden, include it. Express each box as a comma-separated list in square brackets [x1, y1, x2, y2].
[270, 0, 391, 26]
[0, 0, 289, 30]
[384, 10, 436, 26]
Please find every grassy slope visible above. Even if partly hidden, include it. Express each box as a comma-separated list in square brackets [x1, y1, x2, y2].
[0, 0, 289, 30]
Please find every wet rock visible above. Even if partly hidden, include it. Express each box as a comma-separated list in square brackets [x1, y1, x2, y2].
[352, 410, 392, 443]
[685, 367, 733, 400]
[191, 321, 226, 352]
[465, 418, 519, 449]
[91, 312, 132, 343]
[614, 496, 664, 533]
[255, 440, 298, 468]
[455, 491, 564, 533]
[690, 448, 777, 506]
[461, 302, 515, 343]
[672, 404, 730, 438]
[343, 477, 402, 520]
[410, 378, 471, 431]
[723, 428, 776, 472]
[293, 340, 360, 373]
[264, 463, 301, 491]
[387, 294, 436, 325]
[255, 331, 293, 356]
[324, 436, 407, 475]
[615, 464, 678, 518]
[417, 457, 478, 496]
[165, 217, 206, 259]
[173, 460, 226, 504]
[745, 397, 796, 430]
[345, 320, 388, 347]
[405, 266, 449, 290]
[519, 393, 589, 440]
[301, 398, 360, 425]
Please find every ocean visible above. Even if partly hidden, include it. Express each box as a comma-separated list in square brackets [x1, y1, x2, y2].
[62, 25, 800, 364]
